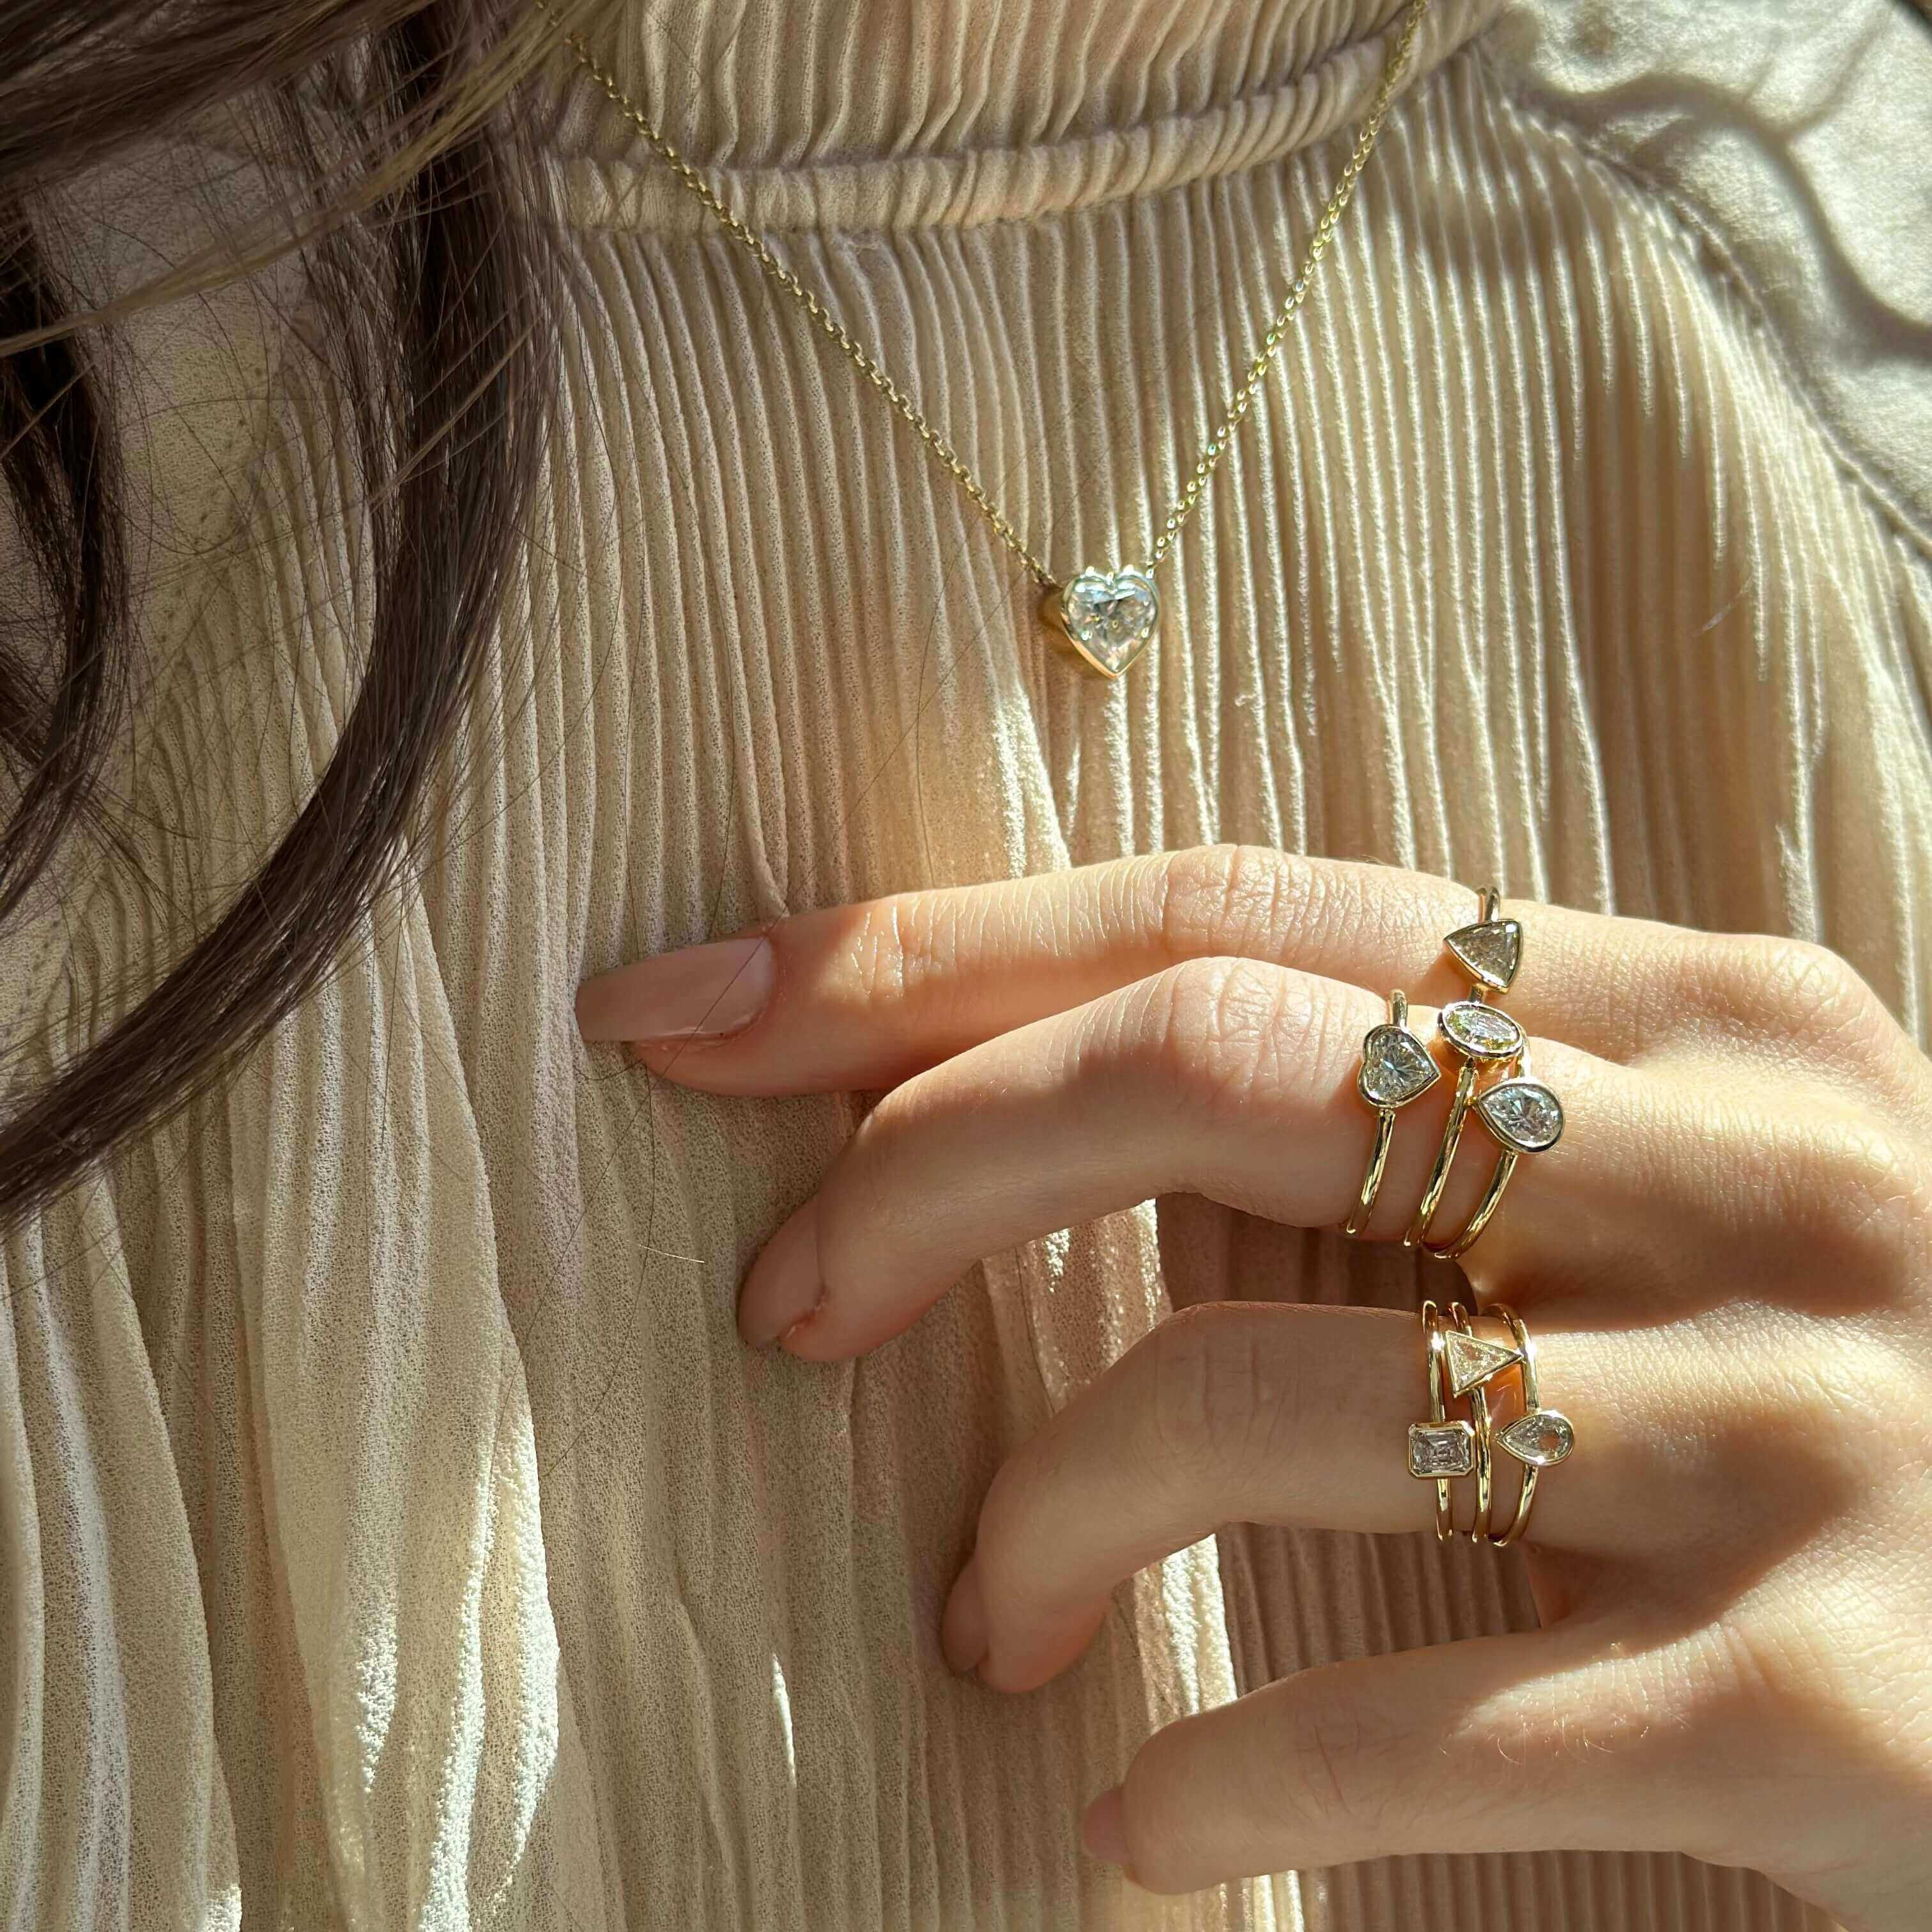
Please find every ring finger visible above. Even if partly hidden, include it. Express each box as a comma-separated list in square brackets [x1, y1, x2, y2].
[939, 1299, 1637, 1694]
[931, 1296, 1715, 1889]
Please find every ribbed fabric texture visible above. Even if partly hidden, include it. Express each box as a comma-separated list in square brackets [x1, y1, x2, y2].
[3, 0, 1929, 1925]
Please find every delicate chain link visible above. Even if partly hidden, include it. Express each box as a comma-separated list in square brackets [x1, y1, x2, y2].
[1145, 0, 1430, 571]
[533, 0, 1430, 593]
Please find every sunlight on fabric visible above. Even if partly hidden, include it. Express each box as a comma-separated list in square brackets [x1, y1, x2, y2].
[770, 1651, 797, 1784]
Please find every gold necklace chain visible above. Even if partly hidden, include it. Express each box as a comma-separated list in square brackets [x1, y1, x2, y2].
[534, 0, 1432, 677]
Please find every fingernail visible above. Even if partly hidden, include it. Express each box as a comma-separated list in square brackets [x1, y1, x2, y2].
[940, 1554, 989, 1675]
[576, 935, 774, 1044]
[738, 1195, 824, 1349]
[1080, 1786, 1129, 1869]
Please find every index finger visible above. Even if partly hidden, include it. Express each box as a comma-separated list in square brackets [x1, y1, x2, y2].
[574, 847, 1683, 1089]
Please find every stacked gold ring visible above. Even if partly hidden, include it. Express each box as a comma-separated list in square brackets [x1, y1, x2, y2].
[1341, 883, 1564, 1260]
[1342, 989, 1441, 1236]
[1407, 1298, 1573, 1545]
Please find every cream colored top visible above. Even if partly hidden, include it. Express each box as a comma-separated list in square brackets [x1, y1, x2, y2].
[4, 0, 1931, 1926]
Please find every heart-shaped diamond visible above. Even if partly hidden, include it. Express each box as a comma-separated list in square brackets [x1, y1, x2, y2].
[1358, 1023, 1441, 1109]
[1054, 565, 1159, 678]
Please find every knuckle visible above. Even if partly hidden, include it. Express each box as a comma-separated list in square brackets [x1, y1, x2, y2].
[1154, 843, 1315, 962]
[847, 890, 988, 1027]
[1671, 1615, 1873, 1858]
[1790, 1326, 1928, 1473]
[1660, 1085, 1932, 1300]
[1724, 1600, 1932, 1873]
[1130, 1304, 1298, 1496]
[1699, 933, 1890, 1055]
[1130, 954, 1320, 1125]
[847, 898, 918, 1008]
[1770, 1110, 1932, 1281]
[1698, 1611, 1819, 1735]
[1263, 1689, 1395, 1838]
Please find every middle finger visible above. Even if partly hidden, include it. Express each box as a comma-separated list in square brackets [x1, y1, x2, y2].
[735, 954, 1654, 1356]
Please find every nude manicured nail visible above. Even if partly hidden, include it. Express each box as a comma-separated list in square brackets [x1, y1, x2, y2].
[738, 1195, 824, 1349]
[940, 1554, 989, 1675]
[576, 934, 774, 1043]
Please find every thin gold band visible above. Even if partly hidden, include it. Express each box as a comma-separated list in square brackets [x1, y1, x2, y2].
[1405, 1059, 1476, 1247]
[1424, 1045, 1564, 1261]
[1419, 1300, 1457, 1542]
[1446, 1303, 1495, 1542]
[1425, 1150, 1519, 1261]
[1404, 885, 1501, 1248]
[1487, 1303, 1546, 1547]
[1344, 989, 1432, 1238]
[1345, 1112, 1397, 1240]
[1407, 1300, 1572, 1548]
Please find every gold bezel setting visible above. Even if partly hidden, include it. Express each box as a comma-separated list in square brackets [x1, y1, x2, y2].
[1443, 1325, 1525, 1399]
[1498, 1409, 1575, 1468]
[1358, 1022, 1441, 1110]
[1444, 917, 1522, 993]
[1474, 1077, 1565, 1155]
[1344, 990, 1443, 1238]
[1410, 1301, 1570, 1545]
[1045, 565, 1160, 679]
[1407, 1419, 1476, 1479]
[1438, 998, 1526, 1062]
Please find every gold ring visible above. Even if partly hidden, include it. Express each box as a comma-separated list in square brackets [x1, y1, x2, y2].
[1406, 885, 1528, 1251]
[1423, 1052, 1565, 1261]
[1407, 1300, 1469, 1541]
[1406, 1299, 1573, 1545]
[1483, 1303, 1574, 1545]
[1445, 1303, 1497, 1540]
[1342, 990, 1442, 1237]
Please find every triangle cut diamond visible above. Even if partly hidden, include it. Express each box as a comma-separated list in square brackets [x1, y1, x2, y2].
[1445, 918, 1522, 993]
[1443, 1326, 1524, 1399]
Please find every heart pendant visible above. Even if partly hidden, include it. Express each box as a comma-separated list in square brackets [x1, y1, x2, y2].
[1046, 565, 1160, 678]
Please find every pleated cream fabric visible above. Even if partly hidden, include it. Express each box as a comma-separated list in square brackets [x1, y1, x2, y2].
[4, 0, 1931, 1924]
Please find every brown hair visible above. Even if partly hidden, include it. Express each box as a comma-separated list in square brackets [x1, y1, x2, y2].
[1, 0, 596, 1229]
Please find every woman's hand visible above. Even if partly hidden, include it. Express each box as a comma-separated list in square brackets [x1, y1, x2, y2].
[576, 847, 1932, 1928]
